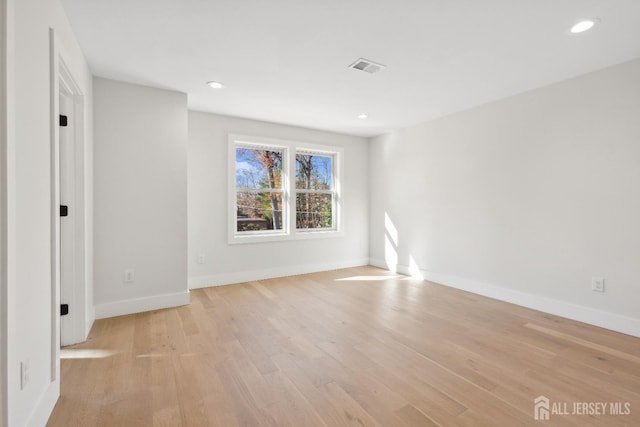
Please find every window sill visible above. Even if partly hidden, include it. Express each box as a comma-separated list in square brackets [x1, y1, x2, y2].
[228, 229, 344, 245]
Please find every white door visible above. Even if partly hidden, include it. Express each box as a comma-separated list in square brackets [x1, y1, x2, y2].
[59, 89, 75, 346]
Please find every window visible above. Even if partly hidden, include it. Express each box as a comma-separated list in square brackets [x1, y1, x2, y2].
[295, 152, 335, 230]
[229, 135, 342, 243]
[235, 145, 285, 233]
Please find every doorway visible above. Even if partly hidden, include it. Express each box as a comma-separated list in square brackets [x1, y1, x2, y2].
[55, 57, 87, 349]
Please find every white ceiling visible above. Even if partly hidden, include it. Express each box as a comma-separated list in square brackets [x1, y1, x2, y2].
[61, 0, 640, 137]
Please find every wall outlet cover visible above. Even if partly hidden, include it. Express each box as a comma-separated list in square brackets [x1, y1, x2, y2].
[591, 277, 605, 292]
[124, 269, 135, 283]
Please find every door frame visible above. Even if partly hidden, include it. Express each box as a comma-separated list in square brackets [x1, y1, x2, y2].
[58, 59, 87, 347]
[49, 29, 88, 380]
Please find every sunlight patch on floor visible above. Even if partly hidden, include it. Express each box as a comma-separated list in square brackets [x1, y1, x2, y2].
[336, 275, 403, 281]
[135, 354, 167, 358]
[60, 349, 116, 359]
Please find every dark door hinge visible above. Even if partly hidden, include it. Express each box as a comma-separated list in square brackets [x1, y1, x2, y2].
[60, 205, 68, 217]
[61, 304, 69, 316]
[59, 115, 68, 127]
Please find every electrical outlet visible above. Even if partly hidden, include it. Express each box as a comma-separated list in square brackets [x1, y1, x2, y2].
[591, 277, 605, 292]
[124, 269, 135, 283]
[196, 254, 205, 264]
[20, 359, 30, 390]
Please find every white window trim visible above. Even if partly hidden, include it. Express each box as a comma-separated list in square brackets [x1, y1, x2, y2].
[228, 134, 344, 244]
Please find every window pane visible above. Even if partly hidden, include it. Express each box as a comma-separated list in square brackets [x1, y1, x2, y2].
[296, 193, 333, 229]
[237, 192, 283, 232]
[236, 147, 283, 189]
[295, 154, 332, 190]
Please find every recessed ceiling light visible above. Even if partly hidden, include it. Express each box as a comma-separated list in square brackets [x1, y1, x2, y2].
[570, 19, 598, 33]
[358, 113, 369, 119]
[207, 81, 225, 89]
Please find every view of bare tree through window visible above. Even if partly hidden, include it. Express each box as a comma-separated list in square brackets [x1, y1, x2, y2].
[296, 153, 334, 229]
[235, 145, 335, 233]
[235, 147, 283, 232]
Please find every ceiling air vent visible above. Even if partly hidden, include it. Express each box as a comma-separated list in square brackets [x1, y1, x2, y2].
[348, 58, 386, 74]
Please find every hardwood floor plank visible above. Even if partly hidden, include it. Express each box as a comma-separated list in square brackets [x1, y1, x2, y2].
[319, 381, 383, 427]
[525, 322, 640, 365]
[395, 404, 440, 427]
[311, 355, 410, 427]
[215, 357, 267, 426]
[262, 371, 326, 427]
[150, 355, 182, 427]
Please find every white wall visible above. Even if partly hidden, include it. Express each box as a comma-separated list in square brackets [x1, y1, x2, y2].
[1, 0, 9, 424]
[94, 78, 189, 319]
[370, 58, 640, 337]
[188, 112, 369, 287]
[5, 0, 94, 425]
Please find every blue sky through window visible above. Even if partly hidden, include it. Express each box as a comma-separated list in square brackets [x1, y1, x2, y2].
[235, 148, 282, 189]
[296, 154, 332, 189]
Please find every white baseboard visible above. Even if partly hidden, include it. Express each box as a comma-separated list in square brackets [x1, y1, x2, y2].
[94, 291, 191, 320]
[27, 378, 59, 427]
[189, 258, 370, 289]
[370, 258, 640, 338]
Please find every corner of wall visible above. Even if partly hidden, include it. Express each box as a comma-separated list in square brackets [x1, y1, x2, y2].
[26, 380, 59, 427]
[0, 0, 10, 423]
[94, 290, 190, 320]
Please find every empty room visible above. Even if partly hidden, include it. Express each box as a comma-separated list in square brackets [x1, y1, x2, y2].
[1, 0, 640, 426]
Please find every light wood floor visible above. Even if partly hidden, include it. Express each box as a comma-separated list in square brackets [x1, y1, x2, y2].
[48, 266, 640, 426]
